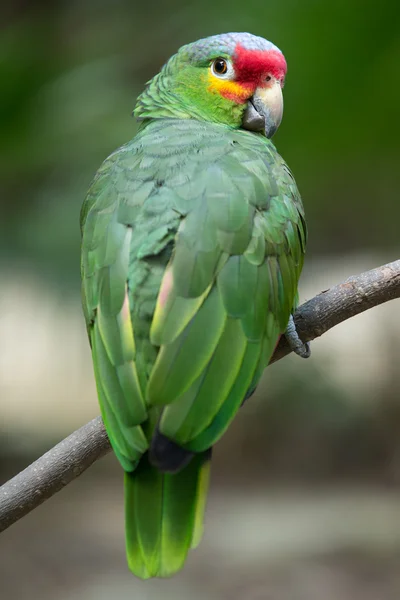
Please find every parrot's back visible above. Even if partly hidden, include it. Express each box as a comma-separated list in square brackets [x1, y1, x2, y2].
[81, 118, 306, 578]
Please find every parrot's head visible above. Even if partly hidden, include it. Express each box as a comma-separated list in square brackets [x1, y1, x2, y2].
[134, 32, 287, 138]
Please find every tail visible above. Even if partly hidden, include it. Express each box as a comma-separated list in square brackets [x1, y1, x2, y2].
[124, 450, 212, 579]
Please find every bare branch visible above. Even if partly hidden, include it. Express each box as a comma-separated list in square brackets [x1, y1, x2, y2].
[0, 417, 110, 533]
[0, 259, 399, 533]
[271, 259, 400, 363]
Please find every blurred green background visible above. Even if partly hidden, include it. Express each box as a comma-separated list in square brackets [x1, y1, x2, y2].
[1, 1, 400, 599]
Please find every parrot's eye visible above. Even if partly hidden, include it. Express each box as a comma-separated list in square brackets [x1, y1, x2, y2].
[210, 57, 234, 79]
[265, 75, 272, 82]
[212, 58, 227, 74]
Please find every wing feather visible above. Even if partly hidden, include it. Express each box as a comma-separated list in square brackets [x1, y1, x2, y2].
[81, 120, 307, 470]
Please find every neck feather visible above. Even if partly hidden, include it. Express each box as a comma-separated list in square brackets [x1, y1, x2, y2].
[134, 54, 244, 128]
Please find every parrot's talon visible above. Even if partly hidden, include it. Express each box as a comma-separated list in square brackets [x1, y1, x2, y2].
[285, 315, 311, 358]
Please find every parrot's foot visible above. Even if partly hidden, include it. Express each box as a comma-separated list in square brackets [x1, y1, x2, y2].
[285, 315, 311, 359]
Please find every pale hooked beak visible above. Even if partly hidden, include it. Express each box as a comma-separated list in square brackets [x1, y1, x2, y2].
[242, 80, 283, 139]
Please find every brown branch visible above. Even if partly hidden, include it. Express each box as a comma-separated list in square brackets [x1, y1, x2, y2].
[271, 259, 400, 363]
[0, 259, 399, 533]
[0, 417, 110, 533]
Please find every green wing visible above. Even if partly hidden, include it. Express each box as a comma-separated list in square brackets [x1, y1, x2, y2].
[81, 156, 150, 471]
[142, 122, 306, 453]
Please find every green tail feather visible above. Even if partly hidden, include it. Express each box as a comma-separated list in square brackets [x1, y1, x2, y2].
[124, 452, 211, 579]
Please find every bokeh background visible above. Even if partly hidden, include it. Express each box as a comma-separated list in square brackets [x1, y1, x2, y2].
[1, 1, 400, 598]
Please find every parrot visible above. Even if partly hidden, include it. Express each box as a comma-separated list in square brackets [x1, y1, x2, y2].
[80, 32, 309, 579]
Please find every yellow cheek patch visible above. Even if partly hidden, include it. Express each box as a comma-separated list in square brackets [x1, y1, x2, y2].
[207, 73, 252, 103]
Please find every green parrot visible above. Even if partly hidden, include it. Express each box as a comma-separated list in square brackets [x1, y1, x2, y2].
[80, 32, 309, 579]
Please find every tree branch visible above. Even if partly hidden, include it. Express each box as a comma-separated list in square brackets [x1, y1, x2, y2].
[271, 259, 400, 363]
[0, 417, 110, 533]
[1, 259, 399, 533]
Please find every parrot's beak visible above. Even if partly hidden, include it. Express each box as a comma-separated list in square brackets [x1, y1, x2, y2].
[241, 80, 283, 139]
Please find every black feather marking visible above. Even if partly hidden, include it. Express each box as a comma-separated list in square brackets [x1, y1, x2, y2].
[202, 446, 213, 462]
[149, 428, 195, 473]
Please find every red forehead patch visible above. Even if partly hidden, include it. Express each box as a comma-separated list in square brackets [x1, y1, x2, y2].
[233, 43, 287, 84]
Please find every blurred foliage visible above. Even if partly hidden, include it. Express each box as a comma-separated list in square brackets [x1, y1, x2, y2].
[1, 0, 399, 289]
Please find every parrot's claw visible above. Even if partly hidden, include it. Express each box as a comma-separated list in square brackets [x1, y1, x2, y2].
[285, 315, 311, 359]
